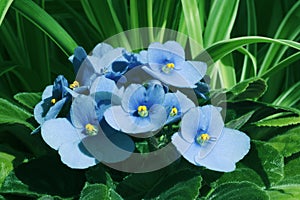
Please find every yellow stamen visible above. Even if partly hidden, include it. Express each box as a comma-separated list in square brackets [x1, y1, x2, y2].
[197, 133, 210, 144]
[51, 98, 56, 104]
[170, 107, 178, 117]
[162, 62, 175, 74]
[138, 105, 148, 117]
[85, 123, 98, 136]
[166, 63, 175, 69]
[70, 81, 80, 89]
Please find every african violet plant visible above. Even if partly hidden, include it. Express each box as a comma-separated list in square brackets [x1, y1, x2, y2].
[33, 41, 250, 172]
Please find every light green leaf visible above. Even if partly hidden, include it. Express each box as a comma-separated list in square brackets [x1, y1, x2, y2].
[79, 183, 123, 200]
[0, 0, 13, 26]
[254, 141, 284, 186]
[0, 152, 15, 186]
[11, 0, 77, 56]
[13, 92, 41, 110]
[206, 182, 269, 200]
[267, 157, 300, 200]
[0, 98, 34, 130]
[202, 36, 300, 63]
[268, 126, 300, 157]
[254, 116, 300, 127]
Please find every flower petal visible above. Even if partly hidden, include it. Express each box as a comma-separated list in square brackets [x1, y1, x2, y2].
[70, 95, 98, 129]
[41, 118, 84, 150]
[194, 128, 250, 172]
[180, 107, 201, 143]
[45, 98, 67, 121]
[42, 85, 53, 100]
[69, 46, 87, 74]
[92, 43, 114, 58]
[82, 120, 134, 163]
[59, 140, 98, 169]
[76, 57, 97, 87]
[121, 84, 146, 113]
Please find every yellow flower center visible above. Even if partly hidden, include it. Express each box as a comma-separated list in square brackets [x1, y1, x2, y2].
[196, 133, 210, 144]
[70, 81, 80, 89]
[162, 62, 175, 74]
[138, 105, 149, 117]
[51, 98, 56, 104]
[170, 107, 178, 117]
[85, 123, 98, 136]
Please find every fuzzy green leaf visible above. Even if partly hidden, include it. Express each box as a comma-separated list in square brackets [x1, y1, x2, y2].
[0, 98, 34, 130]
[254, 116, 300, 127]
[206, 182, 269, 200]
[13, 92, 42, 110]
[268, 126, 300, 157]
[0, 152, 15, 187]
[79, 183, 123, 200]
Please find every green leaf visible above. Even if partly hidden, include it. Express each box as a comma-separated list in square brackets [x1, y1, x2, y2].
[202, 36, 300, 63]
[250, 141, 284, 186]
[11, 0, 77, 56]
[0, 0, 13, 26]
[0, 98, 34, 130]
[213, 167, 265, 188]
[268, 126, 300, 157]
[0, 155, 85, 198]
[267, 157, 300, 200]
[226, 110, 255, 129]
[228, 78, 267, 100]
[85, 164, 115, 189]
[13, 92, 42, 109]
[254, 116, 300, 127]
[206, 182, 269, 200]
[0, 152, 15, 186]
[153, 175, 201, 200]
[79, 183, 123, 200]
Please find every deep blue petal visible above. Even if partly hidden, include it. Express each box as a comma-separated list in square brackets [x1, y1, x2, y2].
[52, 75, 69, 99]
[45, 97, 67, 121]
[59, 140, 98, 169]
[194, 128, 250, 172]
[70, 46, 87, 74]
[41, 118, 85, 150]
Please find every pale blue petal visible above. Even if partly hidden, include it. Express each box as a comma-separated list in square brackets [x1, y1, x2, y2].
[173, 61, 206, 86]
[41, 118, 85, 150]
[174, 91, 195, 113]
[59, 140, 98, 169]
[92, 43, 113, 58]
[145, 82, 165, 106]
[180, 107, 201, 143]
[194, 128, 250, 172]
[82, 126, 134, 163]
[34, 100, 46, 124]
[142, 66, 197, 88]
[70, 95, 98, 129]
[121, 84, 145, 113]
[171, 133, 196, 165]
[42, 85, 53, 100]
[90, 76, 123, 98]
[76, 57, 97, 87]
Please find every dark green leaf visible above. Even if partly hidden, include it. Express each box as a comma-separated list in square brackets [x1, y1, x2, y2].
[0, 0, 13, 25]
[153, 175, 201, 200]
[213, 167, 265, 188]
[79, 183, 123, 200]
[268, 126, 300, 157]
[0, 98, 34, 130]
[226, 110, 255, 129]
[14, 92, 42, 110]
[228, 78, 267, 100]
[206, 182, 269, 200]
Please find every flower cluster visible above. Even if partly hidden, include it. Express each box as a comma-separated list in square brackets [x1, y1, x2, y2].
[34, 41, 250, 172]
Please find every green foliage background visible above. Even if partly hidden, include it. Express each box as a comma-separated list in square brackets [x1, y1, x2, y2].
[0, 0, 299, 199]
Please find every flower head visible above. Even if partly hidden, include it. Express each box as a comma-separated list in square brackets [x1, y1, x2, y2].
[104, 81, 167, 134]
[41, 95, 134, 169]
[141, 41, 207, 88]
[34, 75, 70, 125]
[171, 105, 250, 172]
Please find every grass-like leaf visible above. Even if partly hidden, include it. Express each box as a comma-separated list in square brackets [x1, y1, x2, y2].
[0, 0, 13, 26]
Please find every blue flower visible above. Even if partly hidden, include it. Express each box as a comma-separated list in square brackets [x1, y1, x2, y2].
[34, 75, 69, 125]
[141, 41, 207, 88]
[41, 95, 134, 169]
[171, 105, 250, 172]
[162, 91, 195, 125]
[68, 46, 87, 74]
[104, 82, 167, 134]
